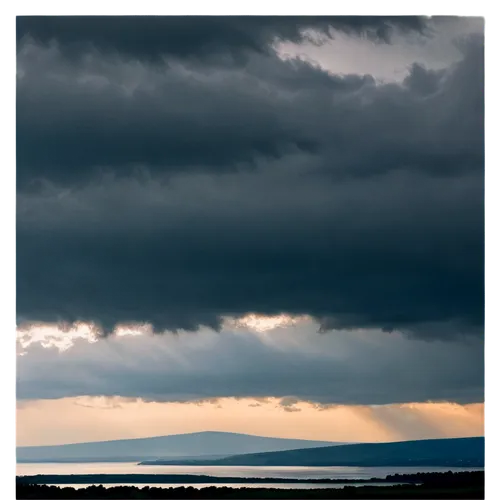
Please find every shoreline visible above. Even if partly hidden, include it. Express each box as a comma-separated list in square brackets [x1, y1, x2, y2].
[16, 470, 483, 485]
[16, 474, 406, 485]
[17, 472, 485, 499]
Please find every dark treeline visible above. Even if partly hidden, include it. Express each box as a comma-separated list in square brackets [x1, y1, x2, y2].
[385, 470, 484, 486]
[16, 471, 484, 499]
[17, 471, 484, 486]
[15, 483, 485, 499]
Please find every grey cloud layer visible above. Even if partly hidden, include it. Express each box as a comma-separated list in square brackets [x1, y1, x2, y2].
[16, 18, 484, 338]
[17, 36, 482, 184]
[16, 323, 484, 405]
[16, 16, 430, 62]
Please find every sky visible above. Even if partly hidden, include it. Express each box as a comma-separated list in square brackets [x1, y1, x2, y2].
[16, 16, 484, 447]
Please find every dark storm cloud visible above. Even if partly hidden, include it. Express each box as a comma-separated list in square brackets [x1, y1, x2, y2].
[16, 164, 483, 336]
[16, 20, 484, 338]
[16, 16, 429, 183]
[16, 16, 430, 62]
[16, 325, 484, 404]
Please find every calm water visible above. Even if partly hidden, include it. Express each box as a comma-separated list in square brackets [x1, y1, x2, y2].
[17, 463, 483, 490]
[43, 482, 405, 490]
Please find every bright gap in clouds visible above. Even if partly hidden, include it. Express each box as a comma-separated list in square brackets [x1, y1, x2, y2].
[16, 322, 100, 352]
[275, 18, 484, 82]
[16, 314, 313, 351]
[229, 313, 311, 332]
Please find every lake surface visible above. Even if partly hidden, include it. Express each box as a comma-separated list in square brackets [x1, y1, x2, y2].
[17, 463, 483, 489]
[43, 482, 406, 490]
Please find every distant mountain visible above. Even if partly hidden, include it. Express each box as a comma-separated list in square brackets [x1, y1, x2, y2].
[17, 431, 342, 463]
[141, 437, 484, 467]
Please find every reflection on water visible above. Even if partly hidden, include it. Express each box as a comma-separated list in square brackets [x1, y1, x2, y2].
[45, 482, 406, 490]
[16, 462, 484, 480]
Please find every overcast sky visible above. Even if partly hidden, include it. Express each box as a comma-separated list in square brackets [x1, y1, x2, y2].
[16, 16, 484, 445]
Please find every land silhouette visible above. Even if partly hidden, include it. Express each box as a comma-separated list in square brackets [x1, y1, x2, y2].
[140, 436, 484, 467]
[17, 431, 340, 463]
[18, 432, 484, 468]
[16, 471, 484, 499]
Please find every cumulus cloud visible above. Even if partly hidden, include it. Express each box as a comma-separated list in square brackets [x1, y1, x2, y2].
[16, 320, 484, 405]
[16, 30, 484, 337]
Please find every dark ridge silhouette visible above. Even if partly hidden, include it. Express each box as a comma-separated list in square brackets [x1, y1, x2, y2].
[141, 437, 484, 467]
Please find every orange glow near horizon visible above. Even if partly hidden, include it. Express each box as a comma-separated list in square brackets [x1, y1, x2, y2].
[16, 397, 484, 447]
